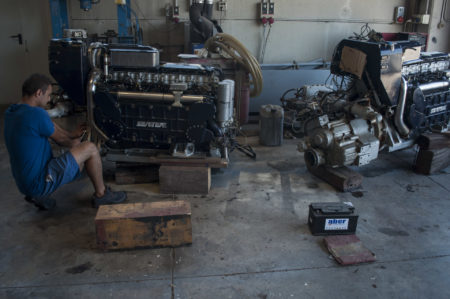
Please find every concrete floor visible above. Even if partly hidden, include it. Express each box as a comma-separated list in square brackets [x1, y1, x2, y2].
[1, 112, 450, 298]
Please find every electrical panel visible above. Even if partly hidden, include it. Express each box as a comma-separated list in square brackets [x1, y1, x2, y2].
[260, 1, 275, 24]
[260, 1, 268, 18]
[268, 1, 275, 15]
[412, 14, 430, 24]
[394, 6, 405, 24]
[218, 1, 227, 11]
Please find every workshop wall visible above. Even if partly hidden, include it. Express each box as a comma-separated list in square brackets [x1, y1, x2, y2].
[2, 0, 450, 105]
[67, 0, 432, 63]
[0, 1, 52, 104]
[426, 0, 450, 52]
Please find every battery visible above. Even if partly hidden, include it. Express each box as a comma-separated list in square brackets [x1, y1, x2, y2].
[308, 202, 358, 235]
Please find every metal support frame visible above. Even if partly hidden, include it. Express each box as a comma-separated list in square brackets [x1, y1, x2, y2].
[117, 0, 132, 38]
[49, 0, 69, 38]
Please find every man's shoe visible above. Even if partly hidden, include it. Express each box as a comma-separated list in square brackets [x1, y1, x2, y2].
[92, 186, 127, 208]
[24, 195, 56, 211]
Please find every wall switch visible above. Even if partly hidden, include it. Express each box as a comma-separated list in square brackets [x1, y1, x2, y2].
[173, 6, 179, 16]
[260, 2, 268, 18]
[268, 2, 275, 15]
[218, 1, 227, 11]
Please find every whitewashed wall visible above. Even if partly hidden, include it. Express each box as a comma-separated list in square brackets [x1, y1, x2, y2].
[69, 0, 419, 63]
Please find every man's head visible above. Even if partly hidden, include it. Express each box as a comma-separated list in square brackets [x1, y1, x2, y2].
[22, 74, 53, 107]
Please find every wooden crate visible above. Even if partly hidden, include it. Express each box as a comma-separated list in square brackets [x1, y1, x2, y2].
[414, 133, 450, 175]
[159, 165, 211, 194]
[95, 200, 192, 250]
[414, 148, 450, 175]
[115, 163, 159, 185]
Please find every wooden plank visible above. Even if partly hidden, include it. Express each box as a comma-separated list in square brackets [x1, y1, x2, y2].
[159, 165, 211, 194]
[414, 147, 450, 175]
[106, 152, 228, 168]
[95, 201, 192, 250]
[307, 164, 363, 192]
[115, 163, 159, 185]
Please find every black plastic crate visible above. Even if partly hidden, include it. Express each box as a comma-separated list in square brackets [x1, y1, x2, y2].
[308, 202, 358, 235]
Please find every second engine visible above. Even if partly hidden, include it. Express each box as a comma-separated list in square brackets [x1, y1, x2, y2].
[298, 39, 450, 168]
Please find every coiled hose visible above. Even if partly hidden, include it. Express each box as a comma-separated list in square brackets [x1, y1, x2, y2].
[205, 33, 263, 97]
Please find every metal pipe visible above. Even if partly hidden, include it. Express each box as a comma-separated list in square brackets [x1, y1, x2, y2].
[104, 54, 109, 77]
[418, 81, 449, 91]
[394, 77, 410, 137]
[116, 91, 205, 102]
[261, 62, 330, 70]
[87, 70, 109, 141]
[88, 42, 107, 68]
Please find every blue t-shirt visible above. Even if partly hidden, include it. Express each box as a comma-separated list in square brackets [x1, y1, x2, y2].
[4, 104, 55, 196]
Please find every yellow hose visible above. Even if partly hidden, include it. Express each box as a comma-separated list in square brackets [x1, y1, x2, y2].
[205, 33, 263, 97]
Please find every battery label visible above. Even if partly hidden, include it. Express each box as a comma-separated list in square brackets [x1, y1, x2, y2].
[324, 218, 349, 230]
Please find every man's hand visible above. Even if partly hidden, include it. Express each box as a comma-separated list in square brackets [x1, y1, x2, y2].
[71, 123, 87, 139]
[51, 121, 87, 148]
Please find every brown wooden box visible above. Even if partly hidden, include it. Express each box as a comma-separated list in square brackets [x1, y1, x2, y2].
[159, 165, 211, 194]
[115, 163, 159, 185]
[95, 200, 192, 250]
[414, 148, 450, 175]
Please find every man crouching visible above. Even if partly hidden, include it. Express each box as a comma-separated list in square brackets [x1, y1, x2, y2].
[4, 73, 126, 210]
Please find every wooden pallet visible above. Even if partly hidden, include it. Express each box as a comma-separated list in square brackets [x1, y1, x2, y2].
[112, 155, 225, 194]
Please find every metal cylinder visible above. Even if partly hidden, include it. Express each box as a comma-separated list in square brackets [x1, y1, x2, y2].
[418, 81, 449, 92]
[259, 104, 284, 146]
[304, 148, 325, 168]
[217, 80, 235, 126]
[116, 91, 204, 103]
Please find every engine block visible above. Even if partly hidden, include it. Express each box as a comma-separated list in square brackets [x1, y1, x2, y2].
[299, 39, 450, 168]
[85, 43, 236, 159]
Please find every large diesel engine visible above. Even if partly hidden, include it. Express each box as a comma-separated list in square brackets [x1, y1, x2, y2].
[49, 39, 237, 160]
[86, 43, 236, 160]
[299, 39, 450, 168]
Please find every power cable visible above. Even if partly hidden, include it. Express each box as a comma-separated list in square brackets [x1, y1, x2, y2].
[441, 0, 450, 23]
[260, 24, 272, 63]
